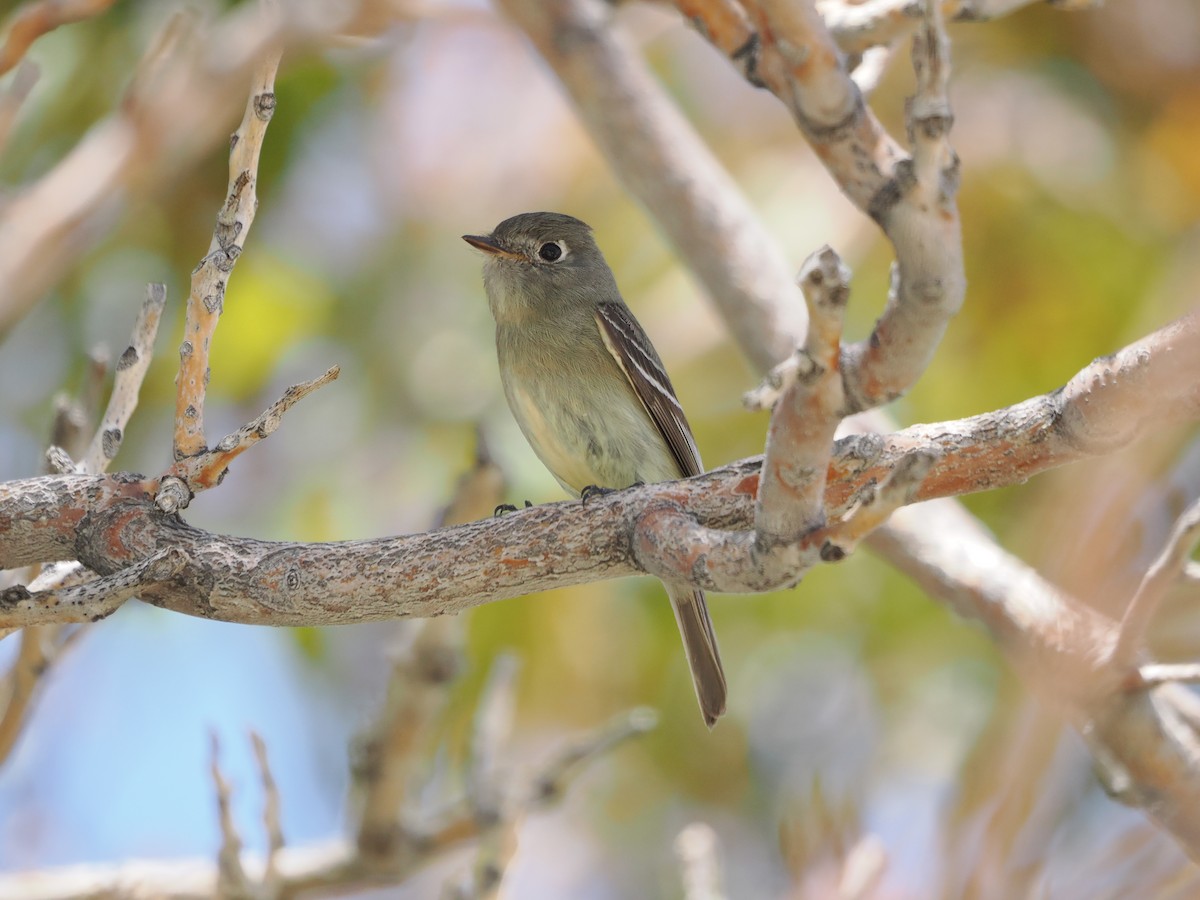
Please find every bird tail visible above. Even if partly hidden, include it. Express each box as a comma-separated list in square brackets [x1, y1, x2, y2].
[667, 585, 727, 728]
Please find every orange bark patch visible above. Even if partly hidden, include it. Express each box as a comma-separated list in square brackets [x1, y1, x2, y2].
[734, 474, 760, 497]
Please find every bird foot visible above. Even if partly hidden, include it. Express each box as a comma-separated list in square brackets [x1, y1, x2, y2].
[494, 500, 533, 517]
[580, 485, 618, 504]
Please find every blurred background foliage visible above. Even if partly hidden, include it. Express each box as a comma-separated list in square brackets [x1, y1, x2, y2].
[1, 0, 1199, 896]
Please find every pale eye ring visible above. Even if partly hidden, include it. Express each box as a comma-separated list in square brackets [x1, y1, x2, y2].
[538, 241, 566, 262]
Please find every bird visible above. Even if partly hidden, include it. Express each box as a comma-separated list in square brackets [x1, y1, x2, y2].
[463, 211, 727, 727]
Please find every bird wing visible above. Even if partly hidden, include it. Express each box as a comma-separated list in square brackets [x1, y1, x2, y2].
[594, 302, 703, 478]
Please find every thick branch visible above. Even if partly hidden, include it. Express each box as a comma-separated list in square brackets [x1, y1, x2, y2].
[2, 312, 1193, 623]
[679, 0, 965, 410]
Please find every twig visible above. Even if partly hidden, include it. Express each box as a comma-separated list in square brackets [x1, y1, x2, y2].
[838, 0, 963, 412]
[753, 246, 849, 547]
[673, 0, 760, 84]
[675, 823, 726, 900]
[874, 498, 1200, 859]
[468, 654, 521, 818]
[677, 0, 964, 411]
[354, 619, 464, 861]
[1113, 497, 1200, 670]
[1137, 664, 1200, 689]
[531, 707, 659, 801]
[47, 346, 108, 462]
[81, 284, 167, 474]
[0, 547, 188, 628]
[211, 732, 254, 900]
[355, 435, 505, 869]
[0, 283, 165, 767]
[0, 705, 658, 898]
[821, 0, 1063, 56]
[0, 0, 331, 340]
[251, 731, 286, 896]
[0, 0, 118, 77]
[162, 366, 340, 508]
[173, 41, 283, 462]
[849, 45, 893, 94]
[458, 654, 523, 899]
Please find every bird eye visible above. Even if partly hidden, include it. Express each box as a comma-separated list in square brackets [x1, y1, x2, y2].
[538, 241, 564, 262]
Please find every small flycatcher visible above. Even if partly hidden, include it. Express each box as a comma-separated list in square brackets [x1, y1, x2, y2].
[464, 211, 727, 727]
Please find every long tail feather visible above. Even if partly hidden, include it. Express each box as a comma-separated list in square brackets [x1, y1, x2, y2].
[667, 584, 727, 728]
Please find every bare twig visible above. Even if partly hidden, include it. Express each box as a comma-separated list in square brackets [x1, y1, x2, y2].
[676, 0, 964, 410]
[162, 365, 340, 509]
[251, 732, 286, 896]
[820, 0, 1068, 56]
[839, 0, 962, 412]
[531, 706, 659, 801]
[468, 654, 521, 819]
[0, 280, 167, 767]
[1113, 497, 1200, 669]
[173, 42, 283, 462]
[354, 618, 464, 862]
[81, 284, 167, 473]
[0, 704, 657, 898]
[455, 654, 524, 899]
[1137, 664, 1200, 689]
[0, 548, 187, 629]
[754, 247, 849, 547]
[874, 498, 1200, 859]
[0, 0, 334, 340]
[211, 732, 254, 900]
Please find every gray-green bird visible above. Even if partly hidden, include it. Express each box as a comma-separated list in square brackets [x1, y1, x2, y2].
[463, 211, 727, 727]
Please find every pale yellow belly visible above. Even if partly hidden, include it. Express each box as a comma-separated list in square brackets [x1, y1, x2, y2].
[505, 376, 678, 497]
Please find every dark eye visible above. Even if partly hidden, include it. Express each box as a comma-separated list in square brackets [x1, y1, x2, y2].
[538, 242, 563, 262]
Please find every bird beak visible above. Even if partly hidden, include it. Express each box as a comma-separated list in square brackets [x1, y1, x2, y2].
[462, 234, 523, 260]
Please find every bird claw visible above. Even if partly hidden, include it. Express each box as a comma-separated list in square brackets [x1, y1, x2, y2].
[493, 500, 533, 517]
[580, 485, 617, 504]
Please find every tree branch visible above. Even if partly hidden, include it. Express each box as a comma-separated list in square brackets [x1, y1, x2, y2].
[172, 42, 283, 464]
[2, 310, 1193, 624]
[1114, 497, 1200, 670]
[874, 497, 1200, 861]
[81, 284, 167, 474]
[0, 0, 396, 342]
[0, 547, 187, 628]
